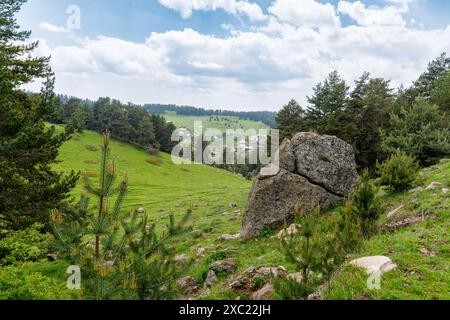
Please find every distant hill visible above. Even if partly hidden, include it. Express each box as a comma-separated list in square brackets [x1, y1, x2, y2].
[145, 103, 277, 128]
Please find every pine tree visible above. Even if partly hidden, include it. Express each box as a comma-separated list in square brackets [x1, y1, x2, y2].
[350, 170, 381, 238]
[0, 0, 79, 231]
[51, 131, 190, 299]
[275, 99, 307, 141]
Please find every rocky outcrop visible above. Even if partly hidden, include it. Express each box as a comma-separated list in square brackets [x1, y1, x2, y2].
[241, 132, 359, 239]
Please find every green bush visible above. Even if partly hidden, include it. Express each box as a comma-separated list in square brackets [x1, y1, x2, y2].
[350, 170, 382, 238]
[381, 100, 450, 166]
[377, 149, 420, 192]
[0, 263, 73, 300]
[250, 275, 265, 291]
[0, 223, 51, 265]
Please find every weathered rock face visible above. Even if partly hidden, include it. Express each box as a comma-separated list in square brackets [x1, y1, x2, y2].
[291, 133, 359, 196]
[241, 132, 359, 239]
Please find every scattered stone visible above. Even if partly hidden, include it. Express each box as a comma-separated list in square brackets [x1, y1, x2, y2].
[160, 214, 170, 219]
[252, 284, 274, 300]
[241, 132, 358, 239]
[384, 216, 423, 231]
[137, 207, 145, 213]
[204, 270, 218, 289]
[350, 256, 397, 274]
[233, 210, 241, 215]
[419, 247, 436, 257]
[47, 253, 58, 262]
[387, 205, 404, 220]
[256, 266, 287, 278]
[230, 279, 246, 290]
[177, 276, 198, 295]
[287, 272, 303, 283]
[175, 254, 189, 267]
[211, 259, 237, 274]
[218, 233, 241, 241]
[442, 188, 449, 193]
[408, 186, 424, 193]
[425, 181, 443, 190]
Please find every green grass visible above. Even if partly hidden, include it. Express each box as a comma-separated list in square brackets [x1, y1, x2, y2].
[323, 160, 450, 300]
[163, 112, 268, 132]
[53, 128, 449, 300]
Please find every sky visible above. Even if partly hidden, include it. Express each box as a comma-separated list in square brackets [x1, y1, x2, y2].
[18, 0, 450, 111]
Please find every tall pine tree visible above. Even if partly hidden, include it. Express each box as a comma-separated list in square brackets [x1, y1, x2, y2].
[0, 0, 78, 231]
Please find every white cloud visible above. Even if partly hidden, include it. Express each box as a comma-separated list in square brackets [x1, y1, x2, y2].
[39, 22, 70, 33]
[27, 0, 450, 111]
[337, 0, 414, 27]
[158, 0, 267, 21]
[267, 0, 341, 29]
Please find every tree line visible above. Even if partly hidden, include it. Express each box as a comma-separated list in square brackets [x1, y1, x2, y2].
[145, 103, 277, 127]
[276, 54, 450, 171]
[46, 96, 177, 153]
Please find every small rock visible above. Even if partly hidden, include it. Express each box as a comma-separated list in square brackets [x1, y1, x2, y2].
[244, 266, 257, 275]
[218, 233, 241, 241]
[387, 205, 404, 220]
[47, 253, 58, 262]
[177, 276, 198, 294]
[252, 284, 274, 300]
[425, 181, 443, 190]
[211, 259, 237, 273]
[204, 270, 218, 289]
[160, 214, 170, 219]
[175, 254, 189, 267]
[256, 266, 287, 278]
[408, 186, 424, 193]
[350, 256, 397, 274]
[419, 247, 436, 256]
[287, 272, 303, 283]
[230, 279, 246, 290]
[233, 210, 241, 215]
[137, 207, 145, 213]
[442, 188, 449, 193]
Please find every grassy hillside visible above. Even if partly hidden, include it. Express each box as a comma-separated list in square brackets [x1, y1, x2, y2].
[323, 160, 450, 300]
[162, 112, 268, 132]
[55, 129, 251, 234]
[51, 129, 449, 300]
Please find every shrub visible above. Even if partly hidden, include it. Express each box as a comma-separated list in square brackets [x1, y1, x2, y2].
[0, 263, 73, 300]
[377, 149, 420, 192]
[0, 223, 51, 265]
[250, 275, 265, 291]
[350, 170, 382, 238]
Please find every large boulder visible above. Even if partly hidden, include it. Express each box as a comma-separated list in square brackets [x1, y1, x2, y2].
[291, 133, 359, 196]
[241, 133, 358, 239]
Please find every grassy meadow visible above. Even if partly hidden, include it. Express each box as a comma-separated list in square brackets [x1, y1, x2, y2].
[162, 112, 268, 132]
[51, 128, 450, 300]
